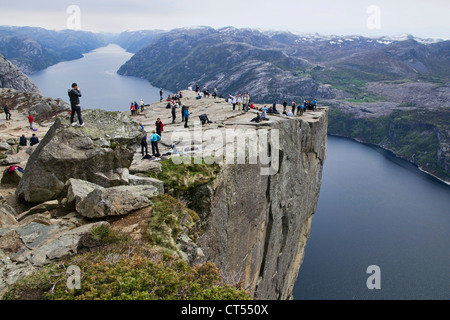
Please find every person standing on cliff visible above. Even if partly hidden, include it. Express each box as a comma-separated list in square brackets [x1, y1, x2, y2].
[141, 133, 148, 157]
[160, 89, 163, 102]
[184, 106, 191, 128]
[27, 113, 35, 130]
[68, 83, 84, 127]
[150, 130, 161, 157]
[155, 118, 164, 137]
[4, 104, 11, 120]
[171, 103, 177, 123]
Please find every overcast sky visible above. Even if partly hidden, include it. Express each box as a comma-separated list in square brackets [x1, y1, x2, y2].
[1, 0, 449, 39]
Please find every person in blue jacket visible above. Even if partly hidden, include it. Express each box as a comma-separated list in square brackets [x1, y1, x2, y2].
[150, 130, 161, 156]
[183, 106, 191, 128]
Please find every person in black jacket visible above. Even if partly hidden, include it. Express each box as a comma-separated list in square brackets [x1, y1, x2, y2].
[30, 134, 39, 146]
[68, 83, 84, 127]
[141, 134, 148, 157]
[4, 104, 11, 120]
[19, 134, 27, 146]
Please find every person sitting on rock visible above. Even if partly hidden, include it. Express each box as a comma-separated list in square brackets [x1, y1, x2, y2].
[19, 134, 27, 146]
[250, 112, 262, 123]
[30, 134, 39, 146]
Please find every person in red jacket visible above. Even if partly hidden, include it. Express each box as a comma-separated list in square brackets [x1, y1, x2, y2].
[155, 118, 164, 137]
[27, 113, 34, 130]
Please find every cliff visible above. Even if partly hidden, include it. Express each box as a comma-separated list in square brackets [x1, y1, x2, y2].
[194, 109, 327, 299]
[0, 90, 328, 300]
[0, 55, 41, 94]
[140, 91, 328, 299]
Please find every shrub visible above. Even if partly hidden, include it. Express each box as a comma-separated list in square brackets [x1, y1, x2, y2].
[3, 245, 250, 300]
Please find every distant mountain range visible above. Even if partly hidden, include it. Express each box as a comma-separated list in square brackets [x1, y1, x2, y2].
[116, 26, 450, 103]
[0, 26, 107, 74]
[0, 25, 449, 183]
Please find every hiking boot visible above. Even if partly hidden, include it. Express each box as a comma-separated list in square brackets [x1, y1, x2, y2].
[71, 122, 77, 126]
[79, 123, 85, 127]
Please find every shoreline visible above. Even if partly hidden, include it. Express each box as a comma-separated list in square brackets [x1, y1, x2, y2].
[328, 133, 450, 187]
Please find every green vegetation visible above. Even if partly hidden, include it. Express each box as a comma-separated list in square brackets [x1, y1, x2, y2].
[328, 107, 450, 181]
[146, 194, 200, 250]
[3, 225, 250, 300]
[148, 158, 221, 192]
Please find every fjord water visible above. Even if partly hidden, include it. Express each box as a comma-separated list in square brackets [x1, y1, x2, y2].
[29, 44, 168, 111]
[29, 45, 450, 300]
[293, 135, 450, 300]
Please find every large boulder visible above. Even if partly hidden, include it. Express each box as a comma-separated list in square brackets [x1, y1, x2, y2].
[16, 110, 145, 203]
[75, 184, 157, 219]
[63, 178, 158, 218]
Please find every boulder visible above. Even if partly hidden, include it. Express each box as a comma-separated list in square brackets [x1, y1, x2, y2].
[128, 174, 164, 194]
[0, 155, 27, 166]
[62, 178, 159, 218]
[28, 221, 109, 265]
[1, 167, 23, 186]
[0, 142, 12, 151]
[75, 185, 158, 218]
[62, 178, 101, 211]
[16, 200, 59, 222]
[0, 204, 17, 228]
[16, 110, 145, 203]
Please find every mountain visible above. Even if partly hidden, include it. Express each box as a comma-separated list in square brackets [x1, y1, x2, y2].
[117, 26, 450, 183]
[117, 27, 450, 101]
[0, 26, 106, 74]
[0, 54, 41, 94]
[117, 27, 345, 102]
[111, 30, 166, 53]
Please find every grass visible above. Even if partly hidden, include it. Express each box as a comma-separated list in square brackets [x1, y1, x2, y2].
[148, 157, 221, 192]
[145, 194, 200, 251]
[3, 225, 250, 300]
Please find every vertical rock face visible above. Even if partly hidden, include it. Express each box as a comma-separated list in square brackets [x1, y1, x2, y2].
[197, 109, 328, 300]
[0, 54, 41, 94]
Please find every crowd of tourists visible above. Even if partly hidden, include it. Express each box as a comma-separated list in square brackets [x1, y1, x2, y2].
[126, 84, 319, 158]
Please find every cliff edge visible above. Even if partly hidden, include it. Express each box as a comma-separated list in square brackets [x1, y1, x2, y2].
[140, 90, 328, 299]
